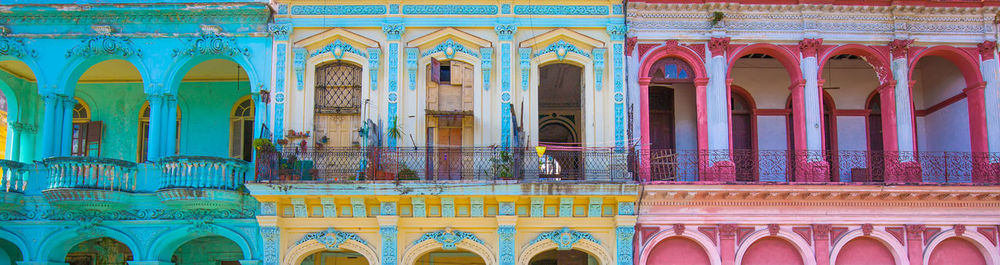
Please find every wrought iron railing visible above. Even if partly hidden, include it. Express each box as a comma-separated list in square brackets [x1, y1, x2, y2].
[254, 146, 632, 182]
[159, 156, 250, 191]
[43, 157, 138, 192]
[637, 149, 1000, 184]
[0, 160, 28, 193]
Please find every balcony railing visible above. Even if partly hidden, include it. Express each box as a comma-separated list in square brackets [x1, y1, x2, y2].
[159, 156, 250, 191]
[43, 157, 138, 192]
[638, 149, 1000, 184]
[0, 160, 28, 193]
[255, 147, 632, 182]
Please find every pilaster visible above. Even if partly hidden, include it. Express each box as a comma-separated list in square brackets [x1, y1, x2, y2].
[497, 215, 517, 265]
[890, 39, 916, 157]
[495, 24, 516, 147]
[261, 226, 280, 265]
[383, 23, 405, 147]
[905, 224, 925, 265]
[607, 24, 627, 148]
[270, 23, 291, 141]
[147, 93, 164, 161]
[59, 96, 75, 156]
[40, 93, 58, 157]
[378, 215, 400, 265]
[706, 37, 734, 180]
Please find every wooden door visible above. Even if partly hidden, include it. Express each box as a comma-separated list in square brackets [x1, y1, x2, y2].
[731, 92, 755, 181]
[649, 86, 675, 150]
[316, 114, 357, 147]
[867, 96, 885, 182]
[436, 127, 463, 180]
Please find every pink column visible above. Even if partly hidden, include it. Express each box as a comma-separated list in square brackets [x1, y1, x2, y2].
[720, 224, 737, 265]
[906, 224, 925, 265]
[813, 224, 832, 265]
[965, 83, 991, 183]
[640, 77, 652, 182]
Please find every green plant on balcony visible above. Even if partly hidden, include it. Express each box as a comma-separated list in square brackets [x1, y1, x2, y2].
[386, 118, 402, 143]
[253, 138, 275, 152]
[489, 150, 516, 180]
[397, 164, 419, 180]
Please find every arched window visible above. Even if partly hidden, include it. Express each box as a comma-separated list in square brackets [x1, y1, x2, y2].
[71, 98, 97, 157]
[731, 89, 756, 181]
[230, 97, 254, 161]
[314, 62, 363, 147]
[137, 102, 181, 162]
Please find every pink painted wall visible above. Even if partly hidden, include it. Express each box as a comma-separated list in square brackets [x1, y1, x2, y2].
[646, 237, 711, 265]
[742, 237, 803, 265]
[834, 237, 894, 265]
[928, 238, 987, 265]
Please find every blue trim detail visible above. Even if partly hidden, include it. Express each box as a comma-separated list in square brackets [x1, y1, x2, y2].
[413, 229, 486, 250]
[613, 43, 625, 148]
[513, 5, 609, 15]
[275, 43, 287, 140]
[593, 48, 605, 91]
[533, 40, 589, 60]
[402, 5, 498, 15]
[290, 5, 387, 15]
[310, 39, 366, 59]
[295, 227, 370, 249]
[381, 225, 398, 265]
[368, 47, 381, 91]
[406, 47, 418, 91]
[529, 227, 601, 250]
[616, 226, 635, 265]
[293, 48, 306, 91]
[421, 39, 478, 59]
[481, 47, 492, 91]
[498, 225, 516, 265]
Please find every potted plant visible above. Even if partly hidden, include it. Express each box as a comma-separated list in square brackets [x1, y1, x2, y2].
[489, 149, 516, 180]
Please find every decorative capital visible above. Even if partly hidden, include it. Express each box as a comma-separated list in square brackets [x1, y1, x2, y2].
[979, 41, 996, 60]
[798, 38, 823, 58]
[812, 224, 832, 240]
[861, 224, 874, 236]
[708, 37, 730, 55]
[268, 23, 291, 40]
[0, 37, 36, 58]
[495, 24, 517, 41]
[172, 32, 249, 58]
[382, 24, 405, 41]
[768, 224, 780, 236]
[719, 224, 737, 239]
[415, 228, 485, 250]
[66, 34, 142, 58]
[606, 24, 628, 41]
[889, 39, 915, 59]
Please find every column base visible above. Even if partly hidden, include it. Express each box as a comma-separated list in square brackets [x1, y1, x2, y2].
[794, 160, 829, 182]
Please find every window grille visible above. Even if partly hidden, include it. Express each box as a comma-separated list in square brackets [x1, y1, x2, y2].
[315, 63, 362, 114]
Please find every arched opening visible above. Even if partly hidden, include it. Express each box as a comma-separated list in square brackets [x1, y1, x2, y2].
[820, 53, 882, 182]
[730, 88, 756, 181]
[137, 102, 180, 162]
[730, 53, 794, 181]
[741, 237, 803, 265]
[70, 59, 145, 161]
[416, 249, 485, 265]
[70, 98, 93, 157]
[0, 59, 32, 162]
[231, 96, 255, 162]
[646, 237, 711, 265]
[785, 93, 837, 181]
[646, 57, 697, 181]
[911, 54, 976, 182]
[928, 237, 987, 265]
[314, 62, 363, 148]
[865, 93, 886, 182]
[538, 63, 584, 179]
[65, 237, 133, 265]
[426, 58, 475, 180]
[176, 59, 251, 160]
[834, 237, 894, 265]
[170, 236, 243, 265]
[529, 249, 598, 265]
[0, 238, 23, 265]
[299, 250, 370, 265]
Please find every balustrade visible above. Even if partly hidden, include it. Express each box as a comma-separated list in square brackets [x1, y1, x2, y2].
[43, 157, 137, 192]
[0, 160, 28, 193]
[159, 155, 250, 191]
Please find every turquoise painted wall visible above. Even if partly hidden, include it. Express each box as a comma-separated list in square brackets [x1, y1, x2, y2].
[0, 68, 43, 163]
[178, 81, 252, 158]
[75, 82, 146, 162]
[171, 236, 243, 265]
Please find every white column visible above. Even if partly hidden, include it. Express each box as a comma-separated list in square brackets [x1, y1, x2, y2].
[706, 50, 729, 152]
[801, 56, 822, 153]
[980, 42, 1000, 154]
[891, 57, 915, 154]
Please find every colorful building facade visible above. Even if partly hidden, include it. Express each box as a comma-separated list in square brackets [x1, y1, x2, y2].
[1, 0, 1000, 265]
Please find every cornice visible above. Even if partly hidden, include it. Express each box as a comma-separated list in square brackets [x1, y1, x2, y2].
[628, 2, 1000, 14]
[0, 5, 271, 25]
[641, 184, 1000, 208]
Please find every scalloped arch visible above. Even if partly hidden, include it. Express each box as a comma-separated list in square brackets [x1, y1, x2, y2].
[36, 226, 142, 262]
[146, 224, 254, 261]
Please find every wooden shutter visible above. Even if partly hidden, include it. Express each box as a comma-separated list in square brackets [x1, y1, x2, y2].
[462, 62, 474, 111]
[430, 58, 441, 84]
[427, 64, 439, 110]
[85, 121, 103, 157]
[230, 120, 242, 158]
[451, 61, 463, 86]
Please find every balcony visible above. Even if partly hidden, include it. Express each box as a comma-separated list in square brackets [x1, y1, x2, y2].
[42, 157, 138, 210]
[157, 156, 250, 209]
[640, 149, 1000, 184]
[0, 160, 28, 209]
[254, 147, 632, 183]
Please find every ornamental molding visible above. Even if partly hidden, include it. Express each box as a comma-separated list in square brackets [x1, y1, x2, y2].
[295, 227, 369, 250]
[528, 227, 601, 250]
[402, 5, 499, 15]
[627, 2, 1000, 15]
[268, 23, 291, 39]
[311, 39, 366, 59]
[0, 8, 270, 26]
[65, 34, 141, 58]
[4, 207, 259, 221]
[0, 37, 36, 58]
[533, 40, 590, 60]
[513, 5, 610, 16]
[289, 5, 387, 15]
[172, 32, 250, 58]
[641, 185, 1000, 208]
[421, 39, 478, 59]
[412, 228, 486, 250]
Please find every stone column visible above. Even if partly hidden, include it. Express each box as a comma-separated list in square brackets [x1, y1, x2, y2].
[147, 94, 164, 161]
[719, 224, 737, 265]
[905, 224, 925, 265]
[163, 95, 178, 157]
[59, 96, 75, 156]
[981, 41, 1000, 154]
[812, 224, 832, 265]
[382, 23, 404, 147]
[796, 38, 830, 182]
[706, 37, 735, 181]
[40, 93, 58, 157]
[889, 40, 916, 156]
[378, 215, 399, 265]
[495, 24, 516, 147]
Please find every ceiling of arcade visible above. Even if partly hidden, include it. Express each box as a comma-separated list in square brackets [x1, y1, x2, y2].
[0, 59, 248, 83]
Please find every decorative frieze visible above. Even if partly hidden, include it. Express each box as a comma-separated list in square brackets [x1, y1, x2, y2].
[66, 35, 141, 58]
[290, 5, 387, 15]
[530, 227, 601, 250]
[513, 5, 610, 16]
[172, 33, 250, 58]
[402, 5, 498, 15]
[0, 37, 35, 58]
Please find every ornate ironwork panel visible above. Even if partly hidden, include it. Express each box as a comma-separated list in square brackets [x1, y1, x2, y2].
[315, 63, 363, 114]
